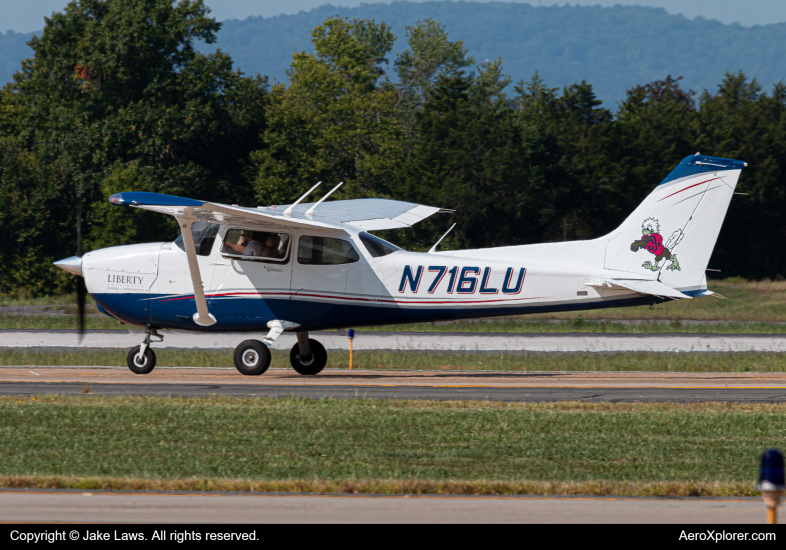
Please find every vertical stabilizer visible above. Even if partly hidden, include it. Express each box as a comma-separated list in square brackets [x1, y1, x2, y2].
[604, 154, 746, 294]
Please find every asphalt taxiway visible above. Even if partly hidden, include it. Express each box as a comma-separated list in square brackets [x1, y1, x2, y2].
[2, 367, 785, 402]
[2, 329, 785, 352]
[0, 490, 766, 523]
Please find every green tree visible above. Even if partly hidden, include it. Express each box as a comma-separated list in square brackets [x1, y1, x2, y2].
[696, 71, 786, 278]
[515, 75, 617, 241]
[604, 75, 700, 227]
[392, 68, 527, 251]
[250, 16, 398, 206]
[0, 0, 267, 294]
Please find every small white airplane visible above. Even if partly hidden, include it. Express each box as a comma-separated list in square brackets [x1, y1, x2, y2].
[55, 153, 745, 376]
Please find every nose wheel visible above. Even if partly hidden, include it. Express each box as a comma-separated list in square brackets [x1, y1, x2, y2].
[126, 326, 162, 374]
[127, 345, 156, 374]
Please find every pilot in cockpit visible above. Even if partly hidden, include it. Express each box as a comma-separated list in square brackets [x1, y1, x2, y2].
[224, 230, 263, 256]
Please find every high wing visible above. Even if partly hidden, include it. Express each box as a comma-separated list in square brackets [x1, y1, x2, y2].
[108, 192, 442, 232]
[108, 191, 442, 328]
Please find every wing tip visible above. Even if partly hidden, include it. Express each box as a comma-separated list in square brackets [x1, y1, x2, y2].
[109, 192, 204, 208]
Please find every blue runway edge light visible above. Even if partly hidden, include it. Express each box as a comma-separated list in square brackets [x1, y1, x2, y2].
[758, 449, 785, 491]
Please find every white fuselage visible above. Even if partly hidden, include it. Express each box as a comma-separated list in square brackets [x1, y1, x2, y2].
[83, 224, 660, 331]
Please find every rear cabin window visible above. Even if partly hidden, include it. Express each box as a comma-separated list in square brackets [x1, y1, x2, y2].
[358, 232, 402, 258]
[220, 229, 290, 262]
[174, 221, 219, 257]
[298, 236, 359, 265]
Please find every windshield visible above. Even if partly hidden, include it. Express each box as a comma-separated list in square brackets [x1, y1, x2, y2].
[358, 232, 403, 258]
[174, 221, 219, 256]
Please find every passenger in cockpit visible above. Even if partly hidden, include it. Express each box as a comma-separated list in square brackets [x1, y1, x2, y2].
[225, 230, 263, 256]
[261, 234, 281, 258]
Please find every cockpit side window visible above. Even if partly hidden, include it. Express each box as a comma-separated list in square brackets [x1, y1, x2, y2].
[298, 236, 359, 265]
[358, 232, 403, 258]
[174, 221, 219, 256]
[220, 228, 291, 263]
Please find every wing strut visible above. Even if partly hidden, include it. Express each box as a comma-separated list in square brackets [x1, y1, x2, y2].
[177, 210, 217, 327]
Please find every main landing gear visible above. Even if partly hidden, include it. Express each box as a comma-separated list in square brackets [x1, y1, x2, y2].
[126, 326, 163, 374]
[232, 324, 327, 377]
[289, 332, 327, 376]
[125, 322, 328, 377]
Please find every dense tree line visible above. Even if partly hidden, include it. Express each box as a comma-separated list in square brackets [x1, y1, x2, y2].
[1, 0, 784, 295]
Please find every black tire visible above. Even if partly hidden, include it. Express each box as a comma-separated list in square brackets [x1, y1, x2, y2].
[233, 340, 271, 376]
[290, 338, 327, 375]
[127, 345, 156, 375]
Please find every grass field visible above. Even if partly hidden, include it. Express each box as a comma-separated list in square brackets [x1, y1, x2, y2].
[1, 278, 784, 332]
[0, 397, 779, 496]
[3, 348, 786, 372]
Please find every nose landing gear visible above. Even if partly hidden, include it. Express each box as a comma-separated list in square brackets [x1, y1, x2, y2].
[126, 327, 163, 374]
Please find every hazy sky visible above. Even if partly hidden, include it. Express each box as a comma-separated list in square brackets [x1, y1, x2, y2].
[4, 0, 786, 33]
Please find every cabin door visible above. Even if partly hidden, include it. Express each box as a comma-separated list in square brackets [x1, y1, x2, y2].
[288, 234, 360, 327]
[206, 228, 294, 328]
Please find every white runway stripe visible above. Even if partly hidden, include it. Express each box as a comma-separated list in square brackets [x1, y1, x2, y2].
[0, 331, 784, 352]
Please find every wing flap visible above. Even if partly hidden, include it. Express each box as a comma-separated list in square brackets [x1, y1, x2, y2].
[350, 219, 410, 231]
[587, 278, 691, 299]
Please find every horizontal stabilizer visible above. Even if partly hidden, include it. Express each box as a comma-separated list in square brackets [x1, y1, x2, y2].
[587, 279, 691, 299]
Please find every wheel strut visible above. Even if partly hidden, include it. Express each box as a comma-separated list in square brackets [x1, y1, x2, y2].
[296, 331, 312, 359]
[137, 326, 163, 363]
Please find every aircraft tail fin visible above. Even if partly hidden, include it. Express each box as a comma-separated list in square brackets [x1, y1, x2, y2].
[603, 153, 746, 295]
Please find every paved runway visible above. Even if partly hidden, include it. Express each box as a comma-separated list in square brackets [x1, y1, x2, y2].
[2, 330, 785, 352]
[3, 367, 786, 402]
[0, 490, 766, 523]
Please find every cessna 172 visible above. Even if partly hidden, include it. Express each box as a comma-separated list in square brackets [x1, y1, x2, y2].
[54, 153, 746, 376]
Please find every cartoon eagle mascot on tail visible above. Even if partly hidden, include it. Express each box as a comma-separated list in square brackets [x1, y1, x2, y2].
[630, 218, 683, 272]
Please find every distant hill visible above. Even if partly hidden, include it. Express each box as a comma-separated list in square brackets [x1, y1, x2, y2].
[5, 2, 786, 104]
[1, 30, 36, 86]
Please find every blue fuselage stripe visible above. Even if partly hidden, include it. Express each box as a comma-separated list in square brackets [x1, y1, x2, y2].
[92, 292, 666, 332]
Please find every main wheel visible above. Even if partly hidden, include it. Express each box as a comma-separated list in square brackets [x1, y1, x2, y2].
[127, 345, 156, 375]
[233, 340, 271, 376]
[289, 339, 327, 375]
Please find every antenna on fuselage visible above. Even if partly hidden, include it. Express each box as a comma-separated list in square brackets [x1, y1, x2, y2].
[306, 182, 344, 217]
[283, 181, 321, 216]
[428, 223, 456, 254]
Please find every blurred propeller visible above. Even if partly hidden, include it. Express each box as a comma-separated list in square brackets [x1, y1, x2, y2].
[53, 204, 87, 342]
[76, 205, 85, 343]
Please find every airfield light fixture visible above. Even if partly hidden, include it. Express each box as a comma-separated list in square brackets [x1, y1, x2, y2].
[757, 449, 785, 524]
[348, 329, 355, 370]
